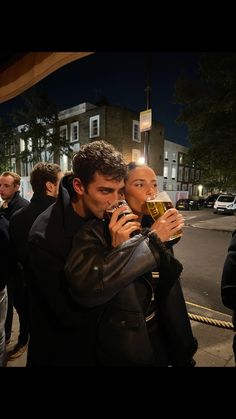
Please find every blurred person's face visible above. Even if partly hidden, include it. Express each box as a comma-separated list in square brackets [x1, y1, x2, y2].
[124, 166, 158, 215]
[0, 175, 19, 201]
[72, 172, 125, 219]
[46, 171, 64, 198]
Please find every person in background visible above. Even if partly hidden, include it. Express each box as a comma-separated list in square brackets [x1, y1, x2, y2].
[221, 229, 236, 364]
[64, 149, 197, 366]
[0, 214, 10, 367]
[0, 171, 29, 346]
[6, 162, 63, 361]
[0, 171, 29, 220]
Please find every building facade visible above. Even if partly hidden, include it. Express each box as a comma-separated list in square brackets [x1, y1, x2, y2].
[163, 139, 202, 203]
[5, 102, 202, 203]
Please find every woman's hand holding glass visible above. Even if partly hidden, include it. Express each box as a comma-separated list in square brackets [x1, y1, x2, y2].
[146, 191, 184, 242]
[150, 208, 184, 242]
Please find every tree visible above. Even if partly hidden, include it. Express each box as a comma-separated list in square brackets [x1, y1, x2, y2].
[0, 117, 16, 172]
[10, 87, 73, 166]
[174, 53, 236, 191]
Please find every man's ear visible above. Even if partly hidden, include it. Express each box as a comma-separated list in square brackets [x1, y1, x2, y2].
[45, 181, 54, 194]
[73, 177, 84, 196]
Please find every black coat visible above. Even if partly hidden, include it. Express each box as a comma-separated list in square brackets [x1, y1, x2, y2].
[221, 229, 236, 328]
[0, 191, 29, 220]
[0, 215, 10, 290]
[9, 193, 56, 267]
[65, 219, 197, 366]
[27, 178, 96, 366]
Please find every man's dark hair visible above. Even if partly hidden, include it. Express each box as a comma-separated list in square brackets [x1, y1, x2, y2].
[72, 140, 127, 190]
[30, 162, 62, 194]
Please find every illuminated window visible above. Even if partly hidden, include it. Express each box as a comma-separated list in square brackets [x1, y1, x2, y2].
[89, 115, 100, 138]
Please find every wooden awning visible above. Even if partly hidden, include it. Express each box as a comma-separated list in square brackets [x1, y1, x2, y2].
[0, 52, 94, 104]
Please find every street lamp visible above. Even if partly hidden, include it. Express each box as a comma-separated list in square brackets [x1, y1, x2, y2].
[138, 156, 145, 164]
[198, 184, 203, 196]
[140, 54, 152, 165]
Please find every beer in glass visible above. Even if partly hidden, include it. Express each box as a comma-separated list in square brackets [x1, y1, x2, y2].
[146, 191, 182, 240]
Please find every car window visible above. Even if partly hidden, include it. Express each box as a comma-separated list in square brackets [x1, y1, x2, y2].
[217, 195, 235, 203]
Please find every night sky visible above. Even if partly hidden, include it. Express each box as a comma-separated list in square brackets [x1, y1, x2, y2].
[0, 51, 200, 146]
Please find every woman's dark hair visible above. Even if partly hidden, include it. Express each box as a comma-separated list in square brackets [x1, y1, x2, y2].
[125, 161, 148, 181]
[72, 140, 127, 190]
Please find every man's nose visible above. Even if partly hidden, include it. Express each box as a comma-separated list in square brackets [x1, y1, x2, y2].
[108, 192, 121, 205]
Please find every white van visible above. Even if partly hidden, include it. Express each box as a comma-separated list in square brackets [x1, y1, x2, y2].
[213, 194, 236, 214]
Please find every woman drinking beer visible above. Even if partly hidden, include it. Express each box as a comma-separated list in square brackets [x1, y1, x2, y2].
[123, 161, 198, 366]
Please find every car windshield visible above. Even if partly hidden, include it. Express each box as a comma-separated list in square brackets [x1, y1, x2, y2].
[218, 195, 235, 203]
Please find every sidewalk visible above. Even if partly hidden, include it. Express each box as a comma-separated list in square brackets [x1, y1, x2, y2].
[187, 302, 235, 367]
[189, 213, 236, 233]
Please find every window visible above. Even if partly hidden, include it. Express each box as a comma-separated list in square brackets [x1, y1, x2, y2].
[184, 167, 189, 182]
[132, 148, 141, 162]
[190, 168, 195, 182]
[20, 138, 25, 152]
[172, 152, 176, 162]
[164, 151, 168, 160]
[60, 125, 68, 142]
[70, 122, 79, 143]
[60, 154, 68, 173]
[89, 115, 100, 138]
[11, 157, 16, 172]
[171, 166, 176, 179]
[164, 166, 168, 179]
[27, 138, 32, 152]
[178, 166, 183, 181]
[132, 121, 141, 142]
[178, 153, 184, 165]
[195, 169, 200, 181]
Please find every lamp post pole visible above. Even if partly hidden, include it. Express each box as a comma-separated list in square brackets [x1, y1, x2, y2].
[144, 53, 151, 165]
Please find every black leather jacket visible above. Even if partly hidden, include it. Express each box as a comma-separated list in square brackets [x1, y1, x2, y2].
[65, 219, 197, 366]
[221, 229, 236, 329]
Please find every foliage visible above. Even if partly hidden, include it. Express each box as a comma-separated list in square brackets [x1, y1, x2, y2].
[10, 87, 73, 165]
[174, 53, 236, 190]
[0, 117, 17, 172]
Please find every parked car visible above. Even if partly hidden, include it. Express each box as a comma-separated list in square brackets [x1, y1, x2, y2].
[203, 194, 220, 208]
[197, 198, 205, 208]
[213, 194, 236, 214]
[176, 198, 200, 211]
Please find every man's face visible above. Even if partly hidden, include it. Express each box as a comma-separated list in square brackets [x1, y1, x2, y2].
[0, 175, 19, 201]
[76, 172, 125, 219]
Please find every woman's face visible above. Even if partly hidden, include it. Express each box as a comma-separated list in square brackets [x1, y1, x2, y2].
[124, 166, 158, 215]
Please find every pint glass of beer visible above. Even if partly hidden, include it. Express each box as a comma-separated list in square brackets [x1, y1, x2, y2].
[105, 199, 140, 237]
[105, 199, 133, 220]
[146, 191, 182, 241]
